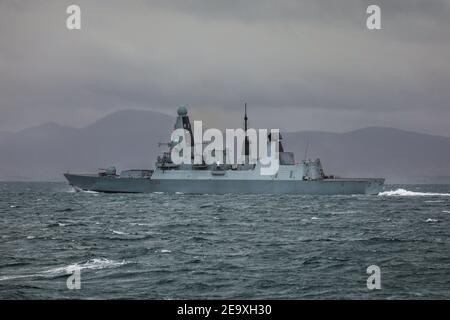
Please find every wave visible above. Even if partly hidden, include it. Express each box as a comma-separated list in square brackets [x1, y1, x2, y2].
[111, 230, 128, 235]
[157, 249, 171, 253]
[379, 188, 450, 197]
[130, 222, 155, 227]
[67, 187, 99, 194]
[0, 258, 126, 281]
[0, 274, 35, 281]
[44, 258, 126, 275]
[83, 190, 99, 194]
[47, 222, 67, 228]
[56, 208, 75, 212]
[330, 210, 357, 215]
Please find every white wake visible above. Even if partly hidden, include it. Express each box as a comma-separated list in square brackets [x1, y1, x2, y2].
[379, 188, 450, 197]
[0, 258, 126, 281]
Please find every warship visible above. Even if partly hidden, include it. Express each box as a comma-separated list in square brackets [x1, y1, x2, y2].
[64, 106, 384, 195]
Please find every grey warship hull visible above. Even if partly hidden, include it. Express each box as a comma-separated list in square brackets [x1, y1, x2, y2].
[64, 173, 384, 195]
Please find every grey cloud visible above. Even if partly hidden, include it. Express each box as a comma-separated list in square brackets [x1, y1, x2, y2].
[0, 0, 449, 136]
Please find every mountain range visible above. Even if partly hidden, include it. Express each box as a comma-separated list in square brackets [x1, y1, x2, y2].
[1, 109, 449, 183]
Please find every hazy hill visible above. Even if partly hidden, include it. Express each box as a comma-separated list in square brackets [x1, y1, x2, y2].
[0, 110, 173, 181]
[283, 128, 450, 184]
[0, 110, 449, 183]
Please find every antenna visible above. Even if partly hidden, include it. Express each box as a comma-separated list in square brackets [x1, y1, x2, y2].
[244, 102, 248, 132]
[244, 102, 249, 156]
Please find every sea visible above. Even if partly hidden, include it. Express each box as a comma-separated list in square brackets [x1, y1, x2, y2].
[0, 182, 449, 299]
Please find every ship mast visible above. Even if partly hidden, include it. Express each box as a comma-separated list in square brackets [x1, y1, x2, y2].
[244, 102, 249, 156]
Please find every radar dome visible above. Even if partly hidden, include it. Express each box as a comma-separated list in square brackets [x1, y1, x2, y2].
[177, 105, 188, 116]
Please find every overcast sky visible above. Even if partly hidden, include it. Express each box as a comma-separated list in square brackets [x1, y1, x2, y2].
[1, 0, 450, 136]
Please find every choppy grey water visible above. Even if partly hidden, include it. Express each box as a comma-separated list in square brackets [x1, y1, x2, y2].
[0, 182, 449, 299]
